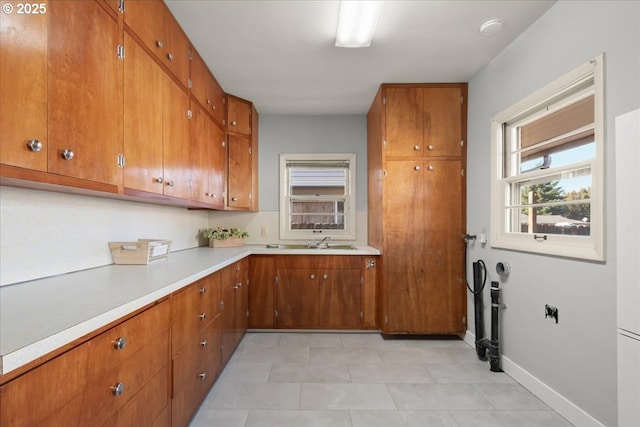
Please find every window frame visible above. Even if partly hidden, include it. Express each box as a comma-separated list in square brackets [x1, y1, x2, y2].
[279, 153, 356, 241]
[490, 54, 605, 261]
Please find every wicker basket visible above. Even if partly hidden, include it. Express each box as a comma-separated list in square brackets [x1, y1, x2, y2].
[109, 239, 171, 264]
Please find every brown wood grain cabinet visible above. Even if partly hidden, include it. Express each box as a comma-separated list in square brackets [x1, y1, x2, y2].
[0, 0, 48, 172]
[0, 300, 170, 427]
[220, 259, 249, 366]
[248, 255, 379, 330]
[226, 96, 258, 211]
[190, 48, 226, 127]
[368, 83, 467, 335]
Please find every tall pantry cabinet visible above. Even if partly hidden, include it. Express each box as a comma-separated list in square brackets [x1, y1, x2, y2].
[367, 84, 467, 334]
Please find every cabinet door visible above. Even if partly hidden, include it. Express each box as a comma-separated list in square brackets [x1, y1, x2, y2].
[227, 134, 252, 209]
[162, 74, 191, 199]
[248, 256, 276, 328]
[321, 269, 362, 329]
[423, 87, 463, 157]
[162, 5, 190, 88]
[47, 0, 121, 185]
[0, 0, 48, 171]
[190, 104, 226, 208]
[276, 268, 322, 328]
[209, 120, 227, 209]
[384, 160, 426, 333]
[422, 160, 465, 333]
[227, 96, 252, 135]
[123, 0, 164, 61]
[123, 32, 164, 194]
[384, 87, 423, 157]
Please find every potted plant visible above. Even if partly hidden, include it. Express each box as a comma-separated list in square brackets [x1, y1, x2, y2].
[201, 227, 249, 248]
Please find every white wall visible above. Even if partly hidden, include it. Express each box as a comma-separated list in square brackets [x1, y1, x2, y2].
[466, 2, 640, 426]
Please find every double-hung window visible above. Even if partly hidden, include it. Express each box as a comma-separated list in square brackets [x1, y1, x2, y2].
[490, 54, 604, 260]
[280, 153, 356, 240]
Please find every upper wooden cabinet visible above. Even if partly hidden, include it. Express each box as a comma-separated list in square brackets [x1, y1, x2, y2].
[123, 0, 190, 88]
[47, 0, 122, 186]
[0, 0, 48, 172]
[384, 86, 465, 158]
[191, 48, 226, 126]
[227, 95, 252, 136]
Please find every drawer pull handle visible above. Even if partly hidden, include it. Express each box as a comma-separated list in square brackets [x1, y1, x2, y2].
[199, 313, 206, 320]
[413, 145, 421, 151]
[310, 274, 316, 279]
[231, 120, 237, 127]
[427, 145, 434, 151]
[199, 287, 207, 295]
[323, 274, 328, 279]
[112, 337, 126, 350]
[198, 372, 207, 380]
[111, 382, 125, 396]
[156, 40, 163, 49]
[61, 149, 74, 160]
[200, 340, 207, 348]
[167, 52, 174, 61]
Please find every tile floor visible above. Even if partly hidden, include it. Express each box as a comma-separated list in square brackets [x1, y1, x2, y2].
[190, 332, 573, 427]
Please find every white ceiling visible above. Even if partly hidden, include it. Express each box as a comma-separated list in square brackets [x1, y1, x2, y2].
[165, 0, 555, 115]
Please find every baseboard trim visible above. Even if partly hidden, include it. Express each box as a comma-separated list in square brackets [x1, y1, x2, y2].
[464, 331, 604, 427]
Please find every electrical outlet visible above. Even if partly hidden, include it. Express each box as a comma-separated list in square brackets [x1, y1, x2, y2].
[261, 226, 269, 237]
[545, 304, 559, 323]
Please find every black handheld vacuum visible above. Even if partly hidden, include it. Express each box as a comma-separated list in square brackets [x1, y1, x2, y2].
[470, 260, 503, 372]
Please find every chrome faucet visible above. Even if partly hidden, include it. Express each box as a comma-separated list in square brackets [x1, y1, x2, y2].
[309, 236, 331, 248]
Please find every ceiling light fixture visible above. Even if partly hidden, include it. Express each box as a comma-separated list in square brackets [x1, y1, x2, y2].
[335, 0, 383, 48]
[480, 19, 503, 36]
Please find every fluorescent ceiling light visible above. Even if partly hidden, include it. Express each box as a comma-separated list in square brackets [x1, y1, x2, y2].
[335, 1, 383, 48]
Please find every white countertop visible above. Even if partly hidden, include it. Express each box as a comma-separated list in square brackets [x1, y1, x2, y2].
[0, 244, 379, 376]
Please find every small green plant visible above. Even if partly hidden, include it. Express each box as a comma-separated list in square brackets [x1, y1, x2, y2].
[201, 227, 249, 240]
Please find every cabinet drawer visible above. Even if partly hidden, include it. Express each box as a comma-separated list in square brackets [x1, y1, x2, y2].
[87, 301, 169, 381]
[172, 315, 221, 394]
[34, 330, 169, 427]
[171, 275, 219, 355]
[102, 365, 170, 427]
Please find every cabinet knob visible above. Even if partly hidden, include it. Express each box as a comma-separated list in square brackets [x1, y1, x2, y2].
[310, 274, 316, 279]
[427, 145, 434, 151]
[323, 274, 328, 280]
[112, 337, 126, 350]
[154, 177, 163, 184]
[155, 40, 163, 49]
[413, 145, 421, 151]
[231, 196, 238, 202]
[111, 382, 125, 397]
[166, 52, 173, 61]
[414, 165, 421, 171]
[27, 139, 43, 152]
[199, 313, 206, 320]
[60, 149, 74, 160]
[166, 180, 174, 187]
[211, 105, 216, 111]
[428, 165, 435, 171]
[231, 120, 237, 127]
[199, 287, 207, 295]
[200, 340, 207, 348]
[207, 99, 211, 105]
[198, 372, 207, 380]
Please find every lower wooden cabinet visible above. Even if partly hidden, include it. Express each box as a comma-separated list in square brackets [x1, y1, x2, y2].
[221, 259, 248, 366]
[0, 300, 170, 427]
[248, 255, 379, 330]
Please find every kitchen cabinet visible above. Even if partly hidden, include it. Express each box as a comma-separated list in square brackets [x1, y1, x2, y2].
[123, 0, 190, 89]
[191, 48, 226, 126]
[0, 0, 48, 172]
[220, 259, 249, 366]
[368, 83, 467, 335]
[226, 96, 258, 211]
[47, 0, 122, 187]
[248, 256, 276, 329]
[0, 300, 170, 427]
[171, 273, 222, 427]
[190, 103, 226, 209]
[384, 86, 464, 158]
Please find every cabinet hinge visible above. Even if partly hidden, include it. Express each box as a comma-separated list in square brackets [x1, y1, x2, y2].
[222, 140, 226, 148]
[460, 96, 464, 104]
[274, 276, 278, 285]
[360, 276, 364, 284]
[249, 193, 252, 200]
[360, 311, 363, 319]
[384, 315, 388, 324]
[118, 0, 125, 13]
[117, 44, 125, 60]
[187, 109, 193, 119]
[248, 147, 252, 155]
[383, 140, 387, 149]
[461, 169, 465, 177]
[275, 309, 278, 318]
[187, 79, 193, 89]
[117, 153, 125, 168]
[462, 316, 466, 324]
[188, 178, 193, 188]
[188, 48, 193, 60]
[460, 140, 464, 147]
[246, 310, 249, 318]
[220, 301, 224, 311]
[382, 96, 386, 105]
[383, 169, 387, 177]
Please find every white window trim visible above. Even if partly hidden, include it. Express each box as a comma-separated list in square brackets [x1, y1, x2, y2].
[279, 153, 356, 241]
[490, 54, 605, 261]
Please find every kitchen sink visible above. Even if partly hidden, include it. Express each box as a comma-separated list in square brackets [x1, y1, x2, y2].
[267, 244, 358, 250]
